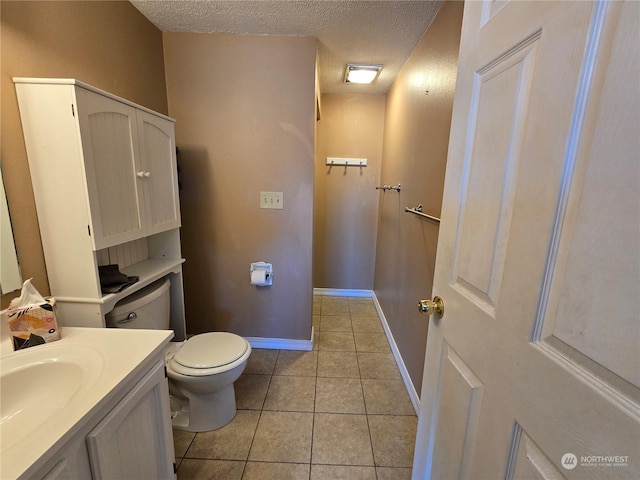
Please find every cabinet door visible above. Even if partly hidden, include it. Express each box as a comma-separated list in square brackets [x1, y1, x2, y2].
[31, 431, 93, 480]
[75, 87, 145, 250]
[136, 110, 181, 235]
[86, 361, 175, 479]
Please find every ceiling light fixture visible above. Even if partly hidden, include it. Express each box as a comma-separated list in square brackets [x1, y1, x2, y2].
[344, 64, 383, 84]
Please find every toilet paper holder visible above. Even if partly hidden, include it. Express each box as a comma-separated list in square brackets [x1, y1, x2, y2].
[250, 262, 273, 286]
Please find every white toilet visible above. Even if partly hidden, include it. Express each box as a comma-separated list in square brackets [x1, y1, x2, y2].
[106, 277, 251, 432]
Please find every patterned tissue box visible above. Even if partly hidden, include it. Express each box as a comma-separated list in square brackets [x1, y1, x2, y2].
[6, 298, 61, 350]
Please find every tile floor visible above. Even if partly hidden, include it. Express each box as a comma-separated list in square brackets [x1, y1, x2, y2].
[173, 295, 417, 480]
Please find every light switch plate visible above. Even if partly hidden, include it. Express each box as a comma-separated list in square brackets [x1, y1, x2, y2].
[260, 191, 284, 209]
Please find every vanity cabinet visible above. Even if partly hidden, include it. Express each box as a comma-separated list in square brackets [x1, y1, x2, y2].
[86, 360, 175, 479]
[31, 360, 175, 480]
[14, 78, 186, 338]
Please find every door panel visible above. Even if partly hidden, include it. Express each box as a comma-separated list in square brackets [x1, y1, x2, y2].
[508, 427, 566, 480]
[453, 35, 538, 313]
[136, 110, 181, 235]
[430, 343, 483, 480]
[414, 1, 640, 479]
[538, 0, 640, 390]
[76, 88, 144, 249]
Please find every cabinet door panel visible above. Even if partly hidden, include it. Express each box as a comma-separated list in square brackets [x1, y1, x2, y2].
[87, 361, 175, 480]
[137, 111, 181, 235]
[76, 88, 145, 249]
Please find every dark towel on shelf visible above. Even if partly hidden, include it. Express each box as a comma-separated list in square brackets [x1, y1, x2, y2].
[99, 264, 139, 294]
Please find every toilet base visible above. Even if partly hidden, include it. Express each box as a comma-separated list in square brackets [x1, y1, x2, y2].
[170, 383, 237, 432]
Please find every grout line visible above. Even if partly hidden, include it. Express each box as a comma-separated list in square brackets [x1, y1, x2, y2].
[241, 349, 280, 477]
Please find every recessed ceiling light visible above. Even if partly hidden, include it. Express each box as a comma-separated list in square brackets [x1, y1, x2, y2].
[344, 64, 383, 84]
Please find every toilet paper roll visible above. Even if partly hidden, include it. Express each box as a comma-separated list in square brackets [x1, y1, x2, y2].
[251, 269, 268, 286]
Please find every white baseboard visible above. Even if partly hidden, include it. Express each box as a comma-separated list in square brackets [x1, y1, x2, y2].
[313, 288, 373, 298]
[314, 288, 420, 414]
[371, 292, 421, 415]
[246, 326, 314, 351]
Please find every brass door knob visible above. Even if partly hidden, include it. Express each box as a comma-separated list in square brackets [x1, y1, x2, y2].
[418, 296, 444, 318]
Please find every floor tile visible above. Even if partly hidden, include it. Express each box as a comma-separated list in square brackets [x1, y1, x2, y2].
[320, 314, 352, 332]
[376, 466, 413, 479]
[235, 374, 270, 410]
[357, 352, 402, 379]
[263, 375, 316, 412]
[322, 296, 349, 305]
[318, 331, 356, 351]
[362, 379, 415, 415]
[273, 350, 318, 376]
[317, 350, 360, 378]
[311, 464, 376, 480]
[186, 410, 260, 460]
[354, 332, 391, 352]
[249, 411, 313, 463]
[243, 462, 310, 479]
[244, 349, 278, 375]
[321, 300, 350, 316]
[177, 459, 244, 480]
[313, 328, 320, 351]
[173, 429, 195, 458]
[315, 377, 365, 414]
[348, 296, 375, 304]
[349, 302, 378, 317]
[312, 413, 374, 466]
[351, 316, 384, 333]
[368, 415, 417, 467]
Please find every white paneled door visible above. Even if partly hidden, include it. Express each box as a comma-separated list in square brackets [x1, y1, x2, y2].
[413, 1, 639, 479]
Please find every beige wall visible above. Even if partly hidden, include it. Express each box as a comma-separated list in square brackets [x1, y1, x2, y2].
[1, 1, 167, 308]
[163, 33, 316, 339]
[374, 1, 464, 393]
[314, 94, 385, 289]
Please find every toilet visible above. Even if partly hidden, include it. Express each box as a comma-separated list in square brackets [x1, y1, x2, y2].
[106, 277, 251, 432]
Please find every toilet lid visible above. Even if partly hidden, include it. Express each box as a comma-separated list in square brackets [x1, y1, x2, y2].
[173, 332, 248, 369]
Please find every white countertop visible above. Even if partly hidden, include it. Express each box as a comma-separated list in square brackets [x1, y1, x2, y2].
[0, 326, 173, 479]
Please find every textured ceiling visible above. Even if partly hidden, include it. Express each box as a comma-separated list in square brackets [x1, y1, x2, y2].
[129, 0, 443, 94]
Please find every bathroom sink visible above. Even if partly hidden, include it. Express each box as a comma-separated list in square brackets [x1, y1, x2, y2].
[0, 345, 104, 451]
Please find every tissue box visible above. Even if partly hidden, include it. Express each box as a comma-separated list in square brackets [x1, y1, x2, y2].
[6, 298, 60, 350]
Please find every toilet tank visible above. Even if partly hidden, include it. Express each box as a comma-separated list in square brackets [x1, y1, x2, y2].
[106, 277, 171, 330]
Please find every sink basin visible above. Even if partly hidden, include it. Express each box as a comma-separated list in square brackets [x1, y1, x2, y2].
[1, 344, 104, 451]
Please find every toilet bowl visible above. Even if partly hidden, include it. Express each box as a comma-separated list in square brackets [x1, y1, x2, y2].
[106, 277, 251, 432]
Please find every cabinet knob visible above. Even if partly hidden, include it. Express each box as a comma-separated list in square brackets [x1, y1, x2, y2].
[136, 171, 145, 178]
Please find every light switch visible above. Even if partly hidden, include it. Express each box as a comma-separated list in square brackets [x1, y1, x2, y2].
[260, 191, 284, 210]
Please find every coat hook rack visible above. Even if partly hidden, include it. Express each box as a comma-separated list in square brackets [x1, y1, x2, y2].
[375, 184, 402, 192]
[326, 157, 368, 167]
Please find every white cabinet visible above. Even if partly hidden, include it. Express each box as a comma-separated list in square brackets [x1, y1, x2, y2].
[16, 79, 180, 252]
[29, 359, 175, 480]
[74, 88, 180, 249]
[87, 361, 175, 479]
[14, 78, 186, 338]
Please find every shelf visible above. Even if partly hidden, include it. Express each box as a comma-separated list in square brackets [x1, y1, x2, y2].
[55, 258, 185, 313]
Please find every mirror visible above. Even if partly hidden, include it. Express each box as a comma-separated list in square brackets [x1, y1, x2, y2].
[1, 168, 22, 294]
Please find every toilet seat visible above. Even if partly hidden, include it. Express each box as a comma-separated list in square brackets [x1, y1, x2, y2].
[170, 332, 250, 377]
